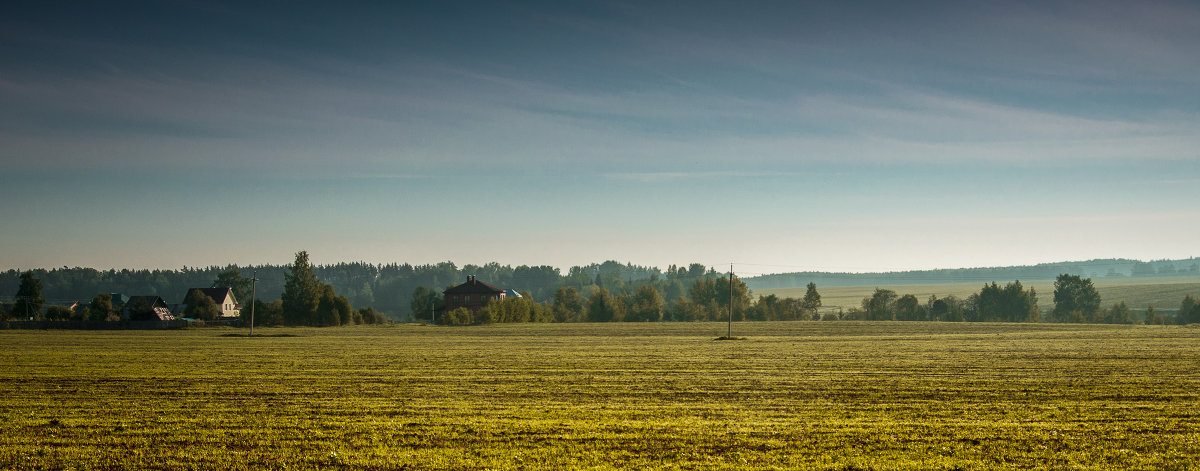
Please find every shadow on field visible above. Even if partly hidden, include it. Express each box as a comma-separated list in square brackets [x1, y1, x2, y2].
[219, 333, 301, 338]
[713, 336, 747, 341]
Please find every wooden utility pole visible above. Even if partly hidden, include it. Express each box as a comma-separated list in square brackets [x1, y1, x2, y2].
[249, 270, 258, 337]
[728, 263, 733, 338]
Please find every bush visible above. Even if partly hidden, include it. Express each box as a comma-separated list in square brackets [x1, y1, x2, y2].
[439, 307, 473, 326]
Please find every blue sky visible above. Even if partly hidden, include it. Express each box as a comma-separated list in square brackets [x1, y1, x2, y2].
[1, 1, 1197, 275]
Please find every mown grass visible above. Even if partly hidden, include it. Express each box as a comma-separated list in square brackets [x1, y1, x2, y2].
[756, 276, 1200, 314]
[1, 322, 1198, 469]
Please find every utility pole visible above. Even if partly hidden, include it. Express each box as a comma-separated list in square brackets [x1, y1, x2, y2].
[249, 270, 258, 337]
[728, 263, 733, 338]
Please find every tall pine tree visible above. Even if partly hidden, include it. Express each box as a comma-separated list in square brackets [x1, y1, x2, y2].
[13, 271, 45, 320]
[282, 251, 321, 326]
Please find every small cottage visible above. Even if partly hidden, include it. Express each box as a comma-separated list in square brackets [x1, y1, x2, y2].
[183, 287, 241, 318]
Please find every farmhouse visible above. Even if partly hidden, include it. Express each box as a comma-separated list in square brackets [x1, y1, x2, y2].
[124, 295, 174, 321]
[183, 287, 241, 318]
[443, 276, 506, 314]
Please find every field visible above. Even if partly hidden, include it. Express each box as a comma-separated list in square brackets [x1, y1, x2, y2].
[2, 322, 1199, 469]
[754, 276, 1200, 314]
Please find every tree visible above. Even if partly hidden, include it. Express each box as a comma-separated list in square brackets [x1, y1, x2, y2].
[440, 307, 472, 325]
[929, 295, 965, 322]
[44, 305, 73, 321]
[12, 271, 45, 320]
[87, 293, 119, 322]
[627, 284, 664, 322]
[552, 286, 584, 322]
[975, 281, 1040, 322]
[358, 306, 386, 324]
[314, 284, 352, 326]
[212, 268, 252, 303]
[586, 288, 623, 322]
[862, 288, 897, 321]
[243, 299, 284, 327]
[1104, 301, 1133, 324]
[894, 294, 921, 321]
[183, 289, 221, 321]
[801, 282, 822, 319]
[1180, 295, 1200, 324]
[1052, 274, 1101, 323]
[282, 251, 321, 326]
[410, 286, 443, 322]
[1143, 305, 1163, 325]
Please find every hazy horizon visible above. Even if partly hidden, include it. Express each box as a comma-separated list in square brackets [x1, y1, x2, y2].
[3, 1, 1197, 274]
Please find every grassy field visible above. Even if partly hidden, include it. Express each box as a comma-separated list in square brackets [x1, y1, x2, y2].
[755, 276, 1200, 314]
[2, 322, 1198, 469]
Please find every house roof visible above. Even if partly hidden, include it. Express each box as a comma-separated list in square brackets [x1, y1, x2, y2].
[444, 276, 504, 295]
[186, 287, 236, 304]
[125, 296, 168, 309]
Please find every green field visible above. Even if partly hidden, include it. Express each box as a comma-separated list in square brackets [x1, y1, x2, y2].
[2, 323, 1199, 469]
[755, 276, 1200, 314]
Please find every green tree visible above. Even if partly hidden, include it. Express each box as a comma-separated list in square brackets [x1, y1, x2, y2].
[12, 271, 45, 320]
[668, 297, 703, 322]
[975, 281, 1040, 322]
[1180, 297, 1199, 324]
[628, 284, 664, 322]
[1180, 295, 1199, 324]
[1105, 301, 1133, 324]
[894, 294, 920, 321]
[586, 288, 624, 322]
[801, 282, 822, 319]
[358, 306, 386, 324]
[243, 299, 284, 327]
[410, 286, 442, 322]
[87, 293, 119, 322]
[314, 284, 352, 326]
[440, 306, 472, 325]
[1143, 305, 1162, 325]
[183, 289, 221, 321]
[211, 268, 252, 304]
[1052, 274, 1101, 323]
[552, 286, 584, 322]
[282, 251, 321, 326]
[862, 288, 897, 321]
[44, 305, 73, 321]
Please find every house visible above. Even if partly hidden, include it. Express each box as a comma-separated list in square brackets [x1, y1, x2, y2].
[124, 296, 174, 321]
[443, 276, 505, 314]
[183, 287, 241, 318]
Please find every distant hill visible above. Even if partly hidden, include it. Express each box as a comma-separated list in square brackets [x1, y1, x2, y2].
[744, 258, 1200, 290]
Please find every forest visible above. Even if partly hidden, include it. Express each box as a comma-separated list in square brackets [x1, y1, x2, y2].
[3, 254, 1200, 327]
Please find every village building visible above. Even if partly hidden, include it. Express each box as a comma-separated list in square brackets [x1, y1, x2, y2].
[443, 276, 506, 314]
[183, 287, 241, 318]
[124, 295, 174, 321]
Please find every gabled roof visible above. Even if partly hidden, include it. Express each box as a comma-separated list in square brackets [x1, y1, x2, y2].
[444, 277, 504, 295]
[125, 295, 168, 309]
[186, 287, 236, 304]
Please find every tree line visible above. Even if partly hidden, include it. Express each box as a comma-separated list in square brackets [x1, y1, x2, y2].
[0, 259, 706, 320]
[421, 273, 1200, 327]
[4, 254, 1200, 327]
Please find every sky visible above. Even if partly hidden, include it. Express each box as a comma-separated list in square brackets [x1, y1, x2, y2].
[1, 1, 1197, 276]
